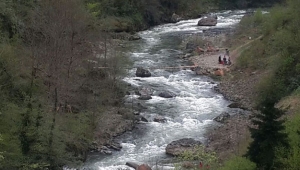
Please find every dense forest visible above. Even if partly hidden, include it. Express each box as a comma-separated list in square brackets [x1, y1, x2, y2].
[0, 0, 296, 169]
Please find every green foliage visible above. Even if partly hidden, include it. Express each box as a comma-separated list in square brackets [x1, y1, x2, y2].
[253, 9, 264, 26]
[275, 112, 300, 169]
[236, 39, 267, 70]
[246, 100, 289, 169]
[0, 0, 132, 169]
[0, 0, 15, 40]
[177, 145, 218, 168]
[218, 156, 256, 170]
[176, 146, 218, 169]
[214, 0, 283, 9]
[85, 0, 214, 32]
[234, 0, 300, 105]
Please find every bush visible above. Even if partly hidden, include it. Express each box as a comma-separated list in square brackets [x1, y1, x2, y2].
[218, 156, 256, 170]
[276, 112, 300, 169]
[176, 145, 218, 169]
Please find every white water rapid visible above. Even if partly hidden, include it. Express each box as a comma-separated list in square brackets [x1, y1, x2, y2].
[81, 10, 247, 170]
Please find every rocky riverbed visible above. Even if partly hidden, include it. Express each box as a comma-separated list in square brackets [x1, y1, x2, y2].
[82, 10, 256, 169]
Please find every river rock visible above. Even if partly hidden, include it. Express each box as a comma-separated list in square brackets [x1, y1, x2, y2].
[214, 69, 224, 76]
[197, 17, 217, 26]
[138, 95, 152, 100]
[140, 116, 148, 122]
[158, 91, 175, 98]
[166, 138, 202, 156]
[137, 164, 152, 170]
[136, 67, 151, 77]
[213, 112, 230, 123]
[153, 116, 167, 123]
[135, 87, 153, 96]
[126, 162, 139, 169]
[171, 13, 182, 23]
[106, 141, 122, 151]
[228, 102, 242, 108]
[128, 34, 141, 41]
[99, 146, 112, 155]
[136, 87, 152, 100]
[194, 66, 212, 75]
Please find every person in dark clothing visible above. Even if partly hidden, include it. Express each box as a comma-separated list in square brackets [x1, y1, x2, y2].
[223, 55, 227, 65]
[218, 55, 222, 64]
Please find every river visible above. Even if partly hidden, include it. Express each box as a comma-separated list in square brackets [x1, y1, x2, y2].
[82, 10, 247, 170]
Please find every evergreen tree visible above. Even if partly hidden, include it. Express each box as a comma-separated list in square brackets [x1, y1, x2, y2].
[246, 100, 289, 169]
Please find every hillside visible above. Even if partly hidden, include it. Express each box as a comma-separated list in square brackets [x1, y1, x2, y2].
[206, 0, 300, 169]
[0, 0, 295, 169]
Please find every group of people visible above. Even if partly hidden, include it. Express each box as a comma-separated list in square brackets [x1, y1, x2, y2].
[218, 49, 231, 65]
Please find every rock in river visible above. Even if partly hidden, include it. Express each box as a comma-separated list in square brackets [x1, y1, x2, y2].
[158, 91, 175, 98]
[136, 67, 151, 77]
[153, 116, 167, 123]
[166, 138, 202, 156]
[197, 16, 217, 26]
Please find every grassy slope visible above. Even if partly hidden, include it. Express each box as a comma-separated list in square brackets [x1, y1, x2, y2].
[215, 2, 300, 168]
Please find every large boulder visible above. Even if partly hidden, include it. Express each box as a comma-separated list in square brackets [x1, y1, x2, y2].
[166, 138, 202, 156]
[197, 17, 217, 26]
[158, 91, 175, 98]
[213, 112, 230, 123]
[136, 67, 151, 77]
[171, 13, 182, 23]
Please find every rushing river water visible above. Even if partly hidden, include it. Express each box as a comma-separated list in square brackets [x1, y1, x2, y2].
[81, 10, 247, 170]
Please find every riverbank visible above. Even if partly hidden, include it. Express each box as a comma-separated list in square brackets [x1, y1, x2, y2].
[188, 35, 263, 161]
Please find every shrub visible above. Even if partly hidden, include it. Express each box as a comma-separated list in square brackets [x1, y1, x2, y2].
[276, 112, 300, 169]
[218, 156, 256, 170]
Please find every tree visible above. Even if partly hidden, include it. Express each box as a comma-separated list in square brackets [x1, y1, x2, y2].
[22, 0, 100, 168]
[276, 110, 300, 169]
[0, 134, 4, 161]
[246, 100, 289, 169]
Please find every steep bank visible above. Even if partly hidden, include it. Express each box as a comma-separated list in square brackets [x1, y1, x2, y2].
[189, 34, 264, 160]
